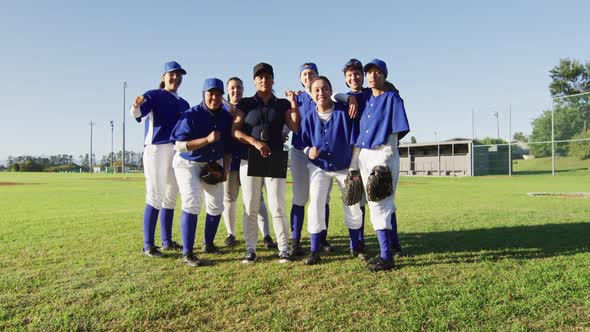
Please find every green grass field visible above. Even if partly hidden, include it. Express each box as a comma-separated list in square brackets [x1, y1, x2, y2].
[1, 170, 589, 331]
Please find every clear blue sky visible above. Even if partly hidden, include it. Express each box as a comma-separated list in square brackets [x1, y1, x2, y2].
[1, 0, 588, 163]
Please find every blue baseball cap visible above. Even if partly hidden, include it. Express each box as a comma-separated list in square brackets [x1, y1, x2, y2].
[163, 61, 187, 75]
[202, 78, 224, 94]
[299, 62, 318, 75]
[363, 59, 388, 78]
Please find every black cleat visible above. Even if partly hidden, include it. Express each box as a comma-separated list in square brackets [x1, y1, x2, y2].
[304, 251, 321, 265]
[263, 235, 278, 249]
[290, 239, 305, 257]
[278, 250, 292, 263]
[183, 252, 205, 267]
[202, 243, 222, 254]
[367, 257, 395, 272]
[224, 234, 237, 247]
[351, 247, 368, 261]
[161, 241, 182, 251]
[392, 245, 405, 258]
[143, 246, 165, 258]
[241, 251, 257, 264]
[320, 238, 333, 252]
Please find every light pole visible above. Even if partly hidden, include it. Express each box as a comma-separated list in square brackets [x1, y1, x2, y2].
[110, 120, 114, 169]
[89, 121, 94, 173]
[434, 131, 437, 142]
[493, 111, 499, 141]
[122, 81, 127, 173]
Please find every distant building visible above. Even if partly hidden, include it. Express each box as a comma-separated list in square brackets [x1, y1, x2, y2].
[398, 138, 511, 176]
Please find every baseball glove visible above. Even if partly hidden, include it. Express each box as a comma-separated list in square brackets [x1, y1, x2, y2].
[200, 161, 226, 185]
[342, 169, 363, 206]
[366, 166, 393, 202]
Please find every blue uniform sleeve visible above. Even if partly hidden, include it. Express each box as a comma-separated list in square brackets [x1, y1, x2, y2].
[136, 90, 156, 123]
[300, 114, 314, 148]
[170, 111, 194, 143]
[392, 94, 410, 140]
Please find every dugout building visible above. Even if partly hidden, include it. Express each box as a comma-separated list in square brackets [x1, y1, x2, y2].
[398, 138, 511, 176]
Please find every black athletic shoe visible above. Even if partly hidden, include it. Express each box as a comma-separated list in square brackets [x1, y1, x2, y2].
[183, 252, 204, 267]
[278, 250, 292, 263]
[320, 238, 333, 252]
[263, 235, 277, 249]
[143, 246, 165, 258]
[202, 243, 222, 254]
[392, 245, 405, 258]
[241, 251, 256, 264]
[304, 251, 321, 265]
[367, 257, 395, 272]
[161, 241, 182, 251]
[350, 247, 368, 261]
[224, 234, 237, 247]
[290, 239, 305, 257]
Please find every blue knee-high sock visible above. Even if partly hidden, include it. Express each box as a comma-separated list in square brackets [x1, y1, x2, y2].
[359, 206, 366, 244]
[160, 208, 174, 246]
[143, 204, 159, 250]
[320, 204, 330, 241]
[390, 212, 400, 248]
[310, 233, 322, 253]
[204, 214, 221, 245]
[348, 228, 361, 250]
[180, 211, 198, 256]
[376, 230, 392, 261]
[290, 204, 305, 240]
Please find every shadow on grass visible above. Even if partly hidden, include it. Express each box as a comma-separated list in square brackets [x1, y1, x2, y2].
[325, 222, 590, 265]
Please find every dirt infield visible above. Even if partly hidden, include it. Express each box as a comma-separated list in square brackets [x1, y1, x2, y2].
[528, 192, 590, 198]
[0, 182, 42, 186]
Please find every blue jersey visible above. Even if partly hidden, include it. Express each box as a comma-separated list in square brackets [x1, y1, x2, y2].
[136, 89, 190, 145]
[170, 103, 233, 162]
[291, 92, 316, 150]
[301, 102, 357, 172]
[355, 90, 409, 149]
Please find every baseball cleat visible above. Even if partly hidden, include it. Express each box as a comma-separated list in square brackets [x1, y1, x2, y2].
[290, 239, 305, 257]
[143, 246, 165, 258]
[224, 234, 237, 247]
[278, 250, 292, 263]
[241, 251, 257, 264]
[183, 252, 205, 267]
[392, 245, 405, 258]
[161, 241, 182, 251]
[304, 251, 321, 265]
[320, 238, 333, 252]
[263, 235, 278, 249]
[350, 247, 368, 261]
[367, 257, 395, 272]
[202, 243, 222, 254]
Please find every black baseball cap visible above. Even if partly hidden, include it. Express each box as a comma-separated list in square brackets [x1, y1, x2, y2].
[253, 62, 274, 78]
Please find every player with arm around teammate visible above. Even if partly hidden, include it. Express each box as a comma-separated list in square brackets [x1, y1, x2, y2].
[301, 76, 363, 265]
[352, 59, 409, 271]
[170, 78, 233, 267]
[130, 61, 189, 257]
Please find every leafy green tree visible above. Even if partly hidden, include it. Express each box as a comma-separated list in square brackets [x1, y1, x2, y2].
[568, 131, 590, 160]
[512, 132, 528, 142]
[475, 137, 507, 145]
[549, 58, 590, 132]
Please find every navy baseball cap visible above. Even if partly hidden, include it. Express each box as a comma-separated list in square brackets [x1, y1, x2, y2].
[363, 59, 388, 78]
[299, 63, 318, 75]
[202, 78, 224, 94]
[253, 62, 274, 78]
[163, 61, 187, 75]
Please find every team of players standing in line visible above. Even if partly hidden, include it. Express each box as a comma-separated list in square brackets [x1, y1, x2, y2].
[130, 58, 410, 271]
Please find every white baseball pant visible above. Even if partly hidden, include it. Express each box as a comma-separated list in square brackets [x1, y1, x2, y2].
[239, 160, 289, 253]
[172, 154, 224, 216]
[143, 143, 179, 210]
[307, 163, 362, 234]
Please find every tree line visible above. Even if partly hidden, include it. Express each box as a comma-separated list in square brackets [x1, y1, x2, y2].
[6, 151, 143, 172]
